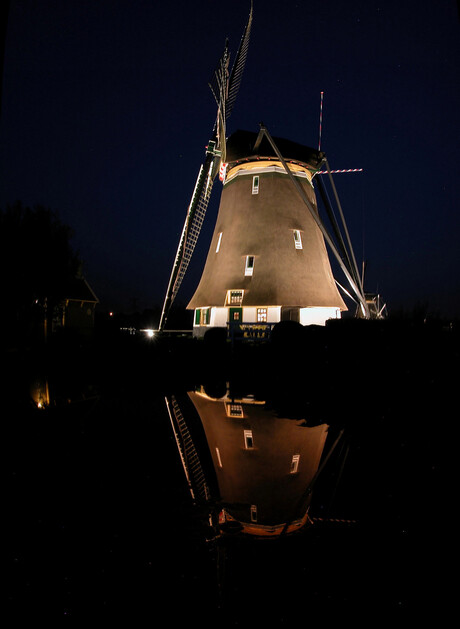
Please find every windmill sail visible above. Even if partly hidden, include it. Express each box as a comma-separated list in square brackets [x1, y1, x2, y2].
[226, 1, 253, 120]
[159, 3, 253, 331]
[159, 154, 217, 331]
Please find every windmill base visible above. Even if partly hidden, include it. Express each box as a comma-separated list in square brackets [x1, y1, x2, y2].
[191, 306, 342, 339]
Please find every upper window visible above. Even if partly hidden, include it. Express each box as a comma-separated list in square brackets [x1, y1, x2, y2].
[227, 290, 244, 306]
[245, 255, 255, 276]
[216, 232, 223, 253]
[252, 175, 259, 194]
[293, 230, 303, 249]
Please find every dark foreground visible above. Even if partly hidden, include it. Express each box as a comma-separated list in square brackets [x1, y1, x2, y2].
[4, 319, 458, 624]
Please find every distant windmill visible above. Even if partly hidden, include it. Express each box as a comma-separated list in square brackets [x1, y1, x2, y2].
[159, 3, 377, 336]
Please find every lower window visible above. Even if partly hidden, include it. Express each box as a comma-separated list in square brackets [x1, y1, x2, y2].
[195, 308, 210, 325]
[257, 307, 267, 322]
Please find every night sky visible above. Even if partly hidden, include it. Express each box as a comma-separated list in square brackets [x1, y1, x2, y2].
[1, 0, 459, 319]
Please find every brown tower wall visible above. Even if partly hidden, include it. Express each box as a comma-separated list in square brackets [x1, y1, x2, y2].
[187, 165, 346, 310]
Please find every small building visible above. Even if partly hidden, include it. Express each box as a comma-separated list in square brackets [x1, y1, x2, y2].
[52, 276, 99, 337]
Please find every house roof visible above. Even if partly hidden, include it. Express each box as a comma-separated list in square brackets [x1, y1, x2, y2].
[64, 276, 99, 303]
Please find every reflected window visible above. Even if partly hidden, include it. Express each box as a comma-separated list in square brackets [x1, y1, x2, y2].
[252, 175, 259, 194]
[244, 429, 254, 449]
[226, 403, 244, 418]
[216, 447, 223, 468]
[290, 454, 300, 474]
[250, 505, 258, 522]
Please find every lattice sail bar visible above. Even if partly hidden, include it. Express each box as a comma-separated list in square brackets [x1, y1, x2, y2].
[159, 155, 216, 330]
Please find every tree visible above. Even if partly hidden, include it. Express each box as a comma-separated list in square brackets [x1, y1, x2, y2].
[0, 201, 81, 345]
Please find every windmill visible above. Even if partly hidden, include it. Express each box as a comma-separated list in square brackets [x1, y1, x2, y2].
[159, 3, 378, 337]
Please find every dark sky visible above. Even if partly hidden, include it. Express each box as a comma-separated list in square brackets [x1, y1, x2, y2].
[1, 0, 459, 318]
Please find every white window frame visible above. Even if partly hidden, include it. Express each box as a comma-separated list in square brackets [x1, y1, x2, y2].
[245, 255, 255, 276]
[252, 175, 259, 194]
[216, 232, 223, 253]
[293, 229, 303, 249]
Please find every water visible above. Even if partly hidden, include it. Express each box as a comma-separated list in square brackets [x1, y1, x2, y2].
[5, 321, 456, 623]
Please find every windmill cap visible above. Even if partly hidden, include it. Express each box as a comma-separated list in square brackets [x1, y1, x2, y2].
[225, 129, 325, 170]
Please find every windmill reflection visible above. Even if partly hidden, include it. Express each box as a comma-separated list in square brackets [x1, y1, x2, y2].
[166, 382, 345, 541]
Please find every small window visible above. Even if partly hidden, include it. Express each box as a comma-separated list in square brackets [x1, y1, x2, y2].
[244, 429, 254, 449]
[226, 403, 244, 418]
[216, 232, 223, 253]
[195, 308, 210, 325]
[257, 308, 267, 322]
[252, 175, 259, 194]
[290, 454, 300, 474]
[227, 290, 244, 305]
[293, 230, 303, 249]
[245, 255, 255, 276]
[250, 505, 258, 522]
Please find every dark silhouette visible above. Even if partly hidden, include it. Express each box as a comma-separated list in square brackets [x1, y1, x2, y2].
[0, 201, 81, 347]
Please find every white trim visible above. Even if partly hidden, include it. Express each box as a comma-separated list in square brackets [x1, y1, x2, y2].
[216, 232, 223, 253]
[299, 307, 342, 326]
[226, 164, 313, 186]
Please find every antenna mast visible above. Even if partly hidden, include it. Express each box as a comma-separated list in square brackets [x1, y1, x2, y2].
[318, 91, 324, 151]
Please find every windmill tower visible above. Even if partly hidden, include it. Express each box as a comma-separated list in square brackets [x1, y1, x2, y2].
[159, 3, 371, 336]
[188, 129, 347, 338]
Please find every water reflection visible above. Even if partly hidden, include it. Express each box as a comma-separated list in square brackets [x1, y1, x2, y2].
[29, 375, 50, 409]
[9, 322, 452, 622]
[166, 383, 347, 541]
